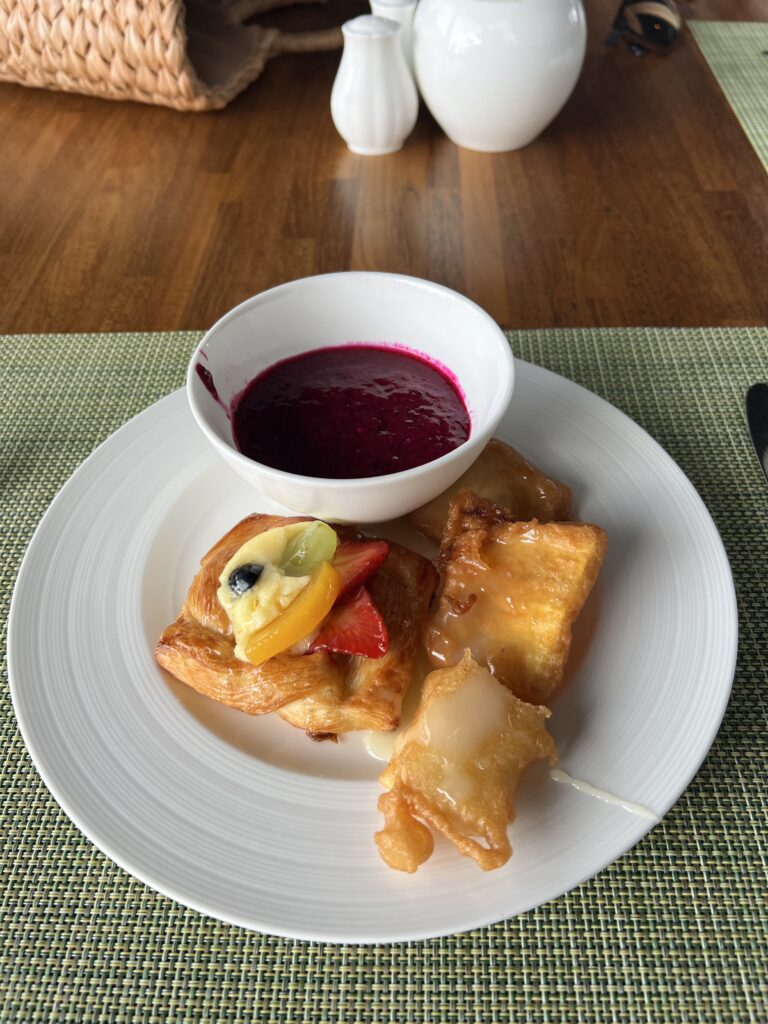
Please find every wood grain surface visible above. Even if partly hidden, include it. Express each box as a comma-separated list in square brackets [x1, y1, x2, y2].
[1, 0, 766, 332]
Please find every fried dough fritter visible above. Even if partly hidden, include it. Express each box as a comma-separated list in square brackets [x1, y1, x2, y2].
[277, 544, 438, 736]
[375, 651, 556, 872]
[408, 438, 572, 543]
[425, 491, 607, 705]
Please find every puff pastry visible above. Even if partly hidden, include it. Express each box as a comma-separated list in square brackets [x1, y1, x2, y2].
[375, 651, 556, 872]
[155, 514, 344, 715]
[278, 543, 438, 737]
[408, 438, 572, 543]
[156, 513, 438, 734]
[425, 491, 607, 705]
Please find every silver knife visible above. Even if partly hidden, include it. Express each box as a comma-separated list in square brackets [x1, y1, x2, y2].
[746, 383, 768, 486]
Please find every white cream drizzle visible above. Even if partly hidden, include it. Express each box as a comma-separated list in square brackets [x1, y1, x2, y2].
[364, 729, 401, 763]
[363, 652, 432, 763]
[417, 667, 511, 755]
[550, 768, 659, 822]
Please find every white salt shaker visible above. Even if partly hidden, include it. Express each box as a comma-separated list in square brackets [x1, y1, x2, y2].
[331, 15, 418, 156]
[369, 0, 417, 76]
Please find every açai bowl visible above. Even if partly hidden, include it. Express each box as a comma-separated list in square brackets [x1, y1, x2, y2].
[187, 273, 514, 523]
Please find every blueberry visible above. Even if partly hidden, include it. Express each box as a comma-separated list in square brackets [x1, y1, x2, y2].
[228, 563, 264, 595]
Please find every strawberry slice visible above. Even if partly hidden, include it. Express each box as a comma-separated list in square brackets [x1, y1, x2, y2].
[331, 539, 389, 598]
[310, 586, 389, 659]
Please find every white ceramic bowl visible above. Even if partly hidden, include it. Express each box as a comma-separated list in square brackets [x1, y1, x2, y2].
[187, 272, 514, 523]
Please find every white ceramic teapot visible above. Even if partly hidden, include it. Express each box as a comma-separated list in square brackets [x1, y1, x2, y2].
[413, 0, 586, 152]
[331, 15, 419, 155]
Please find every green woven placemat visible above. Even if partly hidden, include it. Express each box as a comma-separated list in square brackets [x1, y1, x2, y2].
[2, 328, 767, 1023]
[691, 21, 768, 171]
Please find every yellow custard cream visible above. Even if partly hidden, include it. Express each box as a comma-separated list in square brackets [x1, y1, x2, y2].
[218, 524, 313, 661]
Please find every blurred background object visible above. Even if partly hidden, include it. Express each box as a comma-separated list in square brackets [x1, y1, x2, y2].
[606, 0, 683, 54]
[331, 14, 418, 154]
[413, 0, 587, 152]
[0, 0, 341, 110]
[369, 0, 417, 73]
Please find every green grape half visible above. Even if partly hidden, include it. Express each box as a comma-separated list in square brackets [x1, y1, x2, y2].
[282, 521, 338, 577]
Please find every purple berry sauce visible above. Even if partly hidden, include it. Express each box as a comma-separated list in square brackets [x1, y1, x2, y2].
[230, 345, 470, 479]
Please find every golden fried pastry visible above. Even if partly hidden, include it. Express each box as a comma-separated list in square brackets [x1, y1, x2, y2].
[156, 513, 438, 733]
[375, 651, 555, 872]
[156, 514, 342, 715]
[425, 491, 607, 705]
[278, 544, 438, 737]
[408, 438, 572, 543]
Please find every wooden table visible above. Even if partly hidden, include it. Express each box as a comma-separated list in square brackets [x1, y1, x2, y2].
[1, 0, 765, 332]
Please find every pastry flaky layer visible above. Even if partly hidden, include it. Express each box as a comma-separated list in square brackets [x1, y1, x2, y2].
[277, 544, 438, 736]
[155, 513, 438, 735]
[408, 438, 573, 543]
[425, 490, 608, 706]
[376, 651, 556, 873]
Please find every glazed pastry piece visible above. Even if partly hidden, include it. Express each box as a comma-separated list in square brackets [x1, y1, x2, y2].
[425, 491, 607, 705]
[156, 514, 342, 715]
[278, 544, 438, 737]
[375, 652, 556, 872]
[408, 438, 572, 543]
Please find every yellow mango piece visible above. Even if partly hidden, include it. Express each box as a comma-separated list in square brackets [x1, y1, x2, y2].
[243, 561, 341, 666]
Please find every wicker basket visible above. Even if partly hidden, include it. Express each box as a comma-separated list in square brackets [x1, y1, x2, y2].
[0, 0, 342, 111]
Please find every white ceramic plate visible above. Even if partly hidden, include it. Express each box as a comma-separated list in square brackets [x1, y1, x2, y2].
[8, 362, 737, 943]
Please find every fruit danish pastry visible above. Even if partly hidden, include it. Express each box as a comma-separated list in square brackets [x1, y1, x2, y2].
[156, 513, 438, 737]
